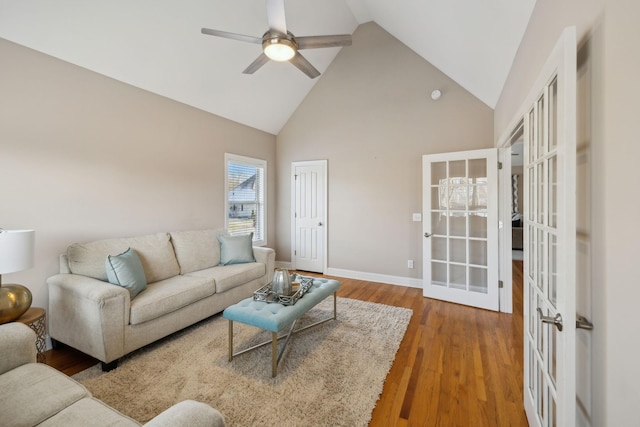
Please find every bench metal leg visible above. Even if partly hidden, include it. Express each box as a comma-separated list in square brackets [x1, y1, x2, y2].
[227, 292, 338, 376]
[272, 332, 278, 377]
[228, 320, 233, 362]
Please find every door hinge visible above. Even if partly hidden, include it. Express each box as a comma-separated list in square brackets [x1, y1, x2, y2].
[294, 174, 298, 180]
[498, 161, 503, 170]
[498, 280, 504, 288]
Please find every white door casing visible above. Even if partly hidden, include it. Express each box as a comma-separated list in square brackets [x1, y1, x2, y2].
[422, 148, 500, 311]
[522, 27, 577, 427]
[291, 160, 327, 273]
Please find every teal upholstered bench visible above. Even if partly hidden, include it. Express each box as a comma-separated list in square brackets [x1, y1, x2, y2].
[223, 277, 340, 377]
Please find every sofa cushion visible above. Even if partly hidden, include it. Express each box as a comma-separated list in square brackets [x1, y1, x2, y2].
[129, 275, 216, 325]
[38, 397, 140, 427]
[170, 229, 226, 274]
[0, 363, 89, 427]
[67, 233, 180, 284]
[218, 233, 256, 266]
[186, 262, 265, 293]
[106, 248, 147, 299]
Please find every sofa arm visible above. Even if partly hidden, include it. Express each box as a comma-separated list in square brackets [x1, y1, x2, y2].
[253, 246, 276, 283]
[0, 323, 36, 375]
[143, 400, 225, 427]
[47, 273, 130, 363]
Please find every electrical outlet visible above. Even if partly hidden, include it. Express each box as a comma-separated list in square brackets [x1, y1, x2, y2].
[412, 213, 422, 222]
[407, 260, 414, 269]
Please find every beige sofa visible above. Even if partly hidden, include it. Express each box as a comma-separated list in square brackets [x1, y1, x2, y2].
[47, 229, 275, 371]
[0, 322, 225, 427]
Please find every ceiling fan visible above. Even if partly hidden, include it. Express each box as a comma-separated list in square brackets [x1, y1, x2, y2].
[201, 0, 352, 79]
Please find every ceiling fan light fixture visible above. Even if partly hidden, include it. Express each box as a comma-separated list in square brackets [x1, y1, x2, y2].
[263, 37, 296, 62]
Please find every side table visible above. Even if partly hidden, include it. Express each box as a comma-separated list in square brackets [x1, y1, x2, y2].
[16, 307, 47, 363]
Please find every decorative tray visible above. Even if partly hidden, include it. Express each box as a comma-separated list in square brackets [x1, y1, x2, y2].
[253, 275, 315, 305]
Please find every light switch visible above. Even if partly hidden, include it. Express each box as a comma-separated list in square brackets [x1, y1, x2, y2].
[412, 213, 422, 222]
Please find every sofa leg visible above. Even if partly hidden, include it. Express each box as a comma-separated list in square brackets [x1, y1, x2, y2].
[101, 360, 118, 372]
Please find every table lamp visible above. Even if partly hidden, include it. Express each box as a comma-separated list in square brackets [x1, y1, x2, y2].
[0, 229, 35, 324]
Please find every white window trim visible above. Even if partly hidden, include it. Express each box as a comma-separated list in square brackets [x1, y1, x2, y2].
[224, 153, 267, 246]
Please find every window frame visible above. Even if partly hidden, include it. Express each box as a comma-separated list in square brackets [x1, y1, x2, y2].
[224, 153, 267, 246]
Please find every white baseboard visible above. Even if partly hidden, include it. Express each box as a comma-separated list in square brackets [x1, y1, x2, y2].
[274, 262, 422, 289]
[325, 268, 423, 289]
[275, 261, 293, 270]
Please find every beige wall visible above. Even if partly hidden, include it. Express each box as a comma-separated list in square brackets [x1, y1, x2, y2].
[276, 22, 494, 281]
[496, 0, 640, 425]
[0, 38, 276, 312]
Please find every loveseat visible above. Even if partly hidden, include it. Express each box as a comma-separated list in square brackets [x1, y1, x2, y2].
[0, 322, 225, 426]
[47, 229, 275, 371]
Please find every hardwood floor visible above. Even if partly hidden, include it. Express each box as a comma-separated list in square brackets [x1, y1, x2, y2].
[45, 261, 527, 426]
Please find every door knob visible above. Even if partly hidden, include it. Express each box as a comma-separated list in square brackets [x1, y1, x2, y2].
[318, 222, 323, 226]
[424, 232, 432, 238]
[537, 307, 563, 331]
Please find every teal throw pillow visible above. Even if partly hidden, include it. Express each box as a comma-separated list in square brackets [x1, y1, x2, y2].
[218, 233, 256, 266]
[105, 248, 147, 299]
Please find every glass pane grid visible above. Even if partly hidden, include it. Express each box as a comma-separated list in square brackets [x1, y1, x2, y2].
[429, 157, 490, 294]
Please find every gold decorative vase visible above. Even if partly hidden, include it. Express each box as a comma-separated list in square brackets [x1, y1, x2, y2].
[0, 283, 32, 324]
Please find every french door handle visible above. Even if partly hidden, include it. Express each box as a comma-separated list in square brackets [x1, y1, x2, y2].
[424, 232, 432, 238]
[318, 222, 323, 226]
[537, 307, 563, 331]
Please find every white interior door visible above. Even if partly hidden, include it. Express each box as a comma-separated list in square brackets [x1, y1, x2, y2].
[292, 160, 326, 273]
[523, 27, 577, 427]
[422, 148, 499, 311]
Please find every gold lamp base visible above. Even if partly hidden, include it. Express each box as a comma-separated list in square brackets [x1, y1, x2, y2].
[0, 283, 33, 324]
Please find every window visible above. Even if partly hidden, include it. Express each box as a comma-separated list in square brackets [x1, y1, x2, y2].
[225, 153, 266, 246]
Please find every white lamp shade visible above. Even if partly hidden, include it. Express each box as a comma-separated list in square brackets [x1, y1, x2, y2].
[0, 230, 35, 274]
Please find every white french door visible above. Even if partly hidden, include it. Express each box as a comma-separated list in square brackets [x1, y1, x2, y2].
[523, 27, 577, 427]
[291, 160, 327, 273]
[422, 148, 499, 311]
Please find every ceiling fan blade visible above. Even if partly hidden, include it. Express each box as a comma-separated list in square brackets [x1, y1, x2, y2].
[290, 52, 321, 79]
[296, 35, 352, 49]
[242, 53, 270, 74]
[266, 0, 287, 34]
[201, 28, 261, 44]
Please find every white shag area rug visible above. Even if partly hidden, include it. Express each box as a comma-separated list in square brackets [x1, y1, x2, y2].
[73, 297, 412, 427]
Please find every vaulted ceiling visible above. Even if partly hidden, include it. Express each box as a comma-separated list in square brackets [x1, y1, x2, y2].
[0, 0, 536, 135]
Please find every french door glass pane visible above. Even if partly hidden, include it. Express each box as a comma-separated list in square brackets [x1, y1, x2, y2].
[537, 162, 545, 224]
[469, 267, 488, 293]
[449, 238, 466, 264]
[431, 162, 446, 182]
[432, 237, 447, 261]
[449, 264, 466, 290]
[537, 95, 546, 158]
[469, 239, 487, 266]
[468, 158, 486, 178]
[549, 155, 558, 228]
[432, 262, 447, 285]
[549, 77, 558, 151]
[550, 321, 557, 386]
[550, 233, 558, 307]
[538, 229, 545, 290]
[431, 212, 447, 235]
[450, 160, 466, 178]
[450, 213, 466, 237]
[469, 213, 487, 238]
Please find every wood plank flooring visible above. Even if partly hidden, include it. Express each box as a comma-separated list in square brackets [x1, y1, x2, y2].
[44, 261, 527, 426]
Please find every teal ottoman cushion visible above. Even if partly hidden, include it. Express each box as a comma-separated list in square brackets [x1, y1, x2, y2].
[223, 278, 340, 332]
